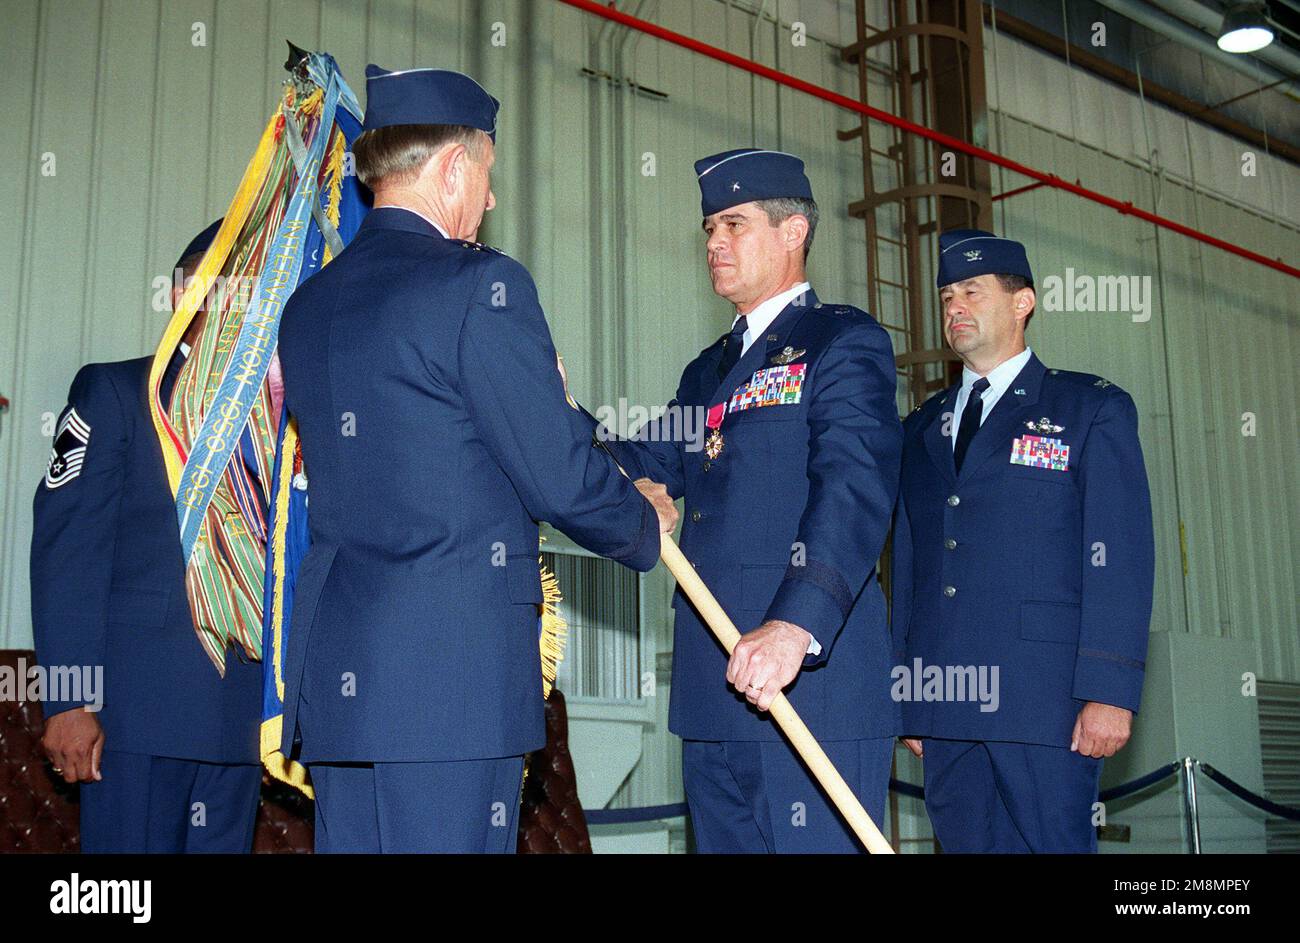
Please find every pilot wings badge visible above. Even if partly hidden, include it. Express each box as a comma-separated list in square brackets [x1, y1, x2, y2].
[1025, 416, 1064, 435]
[769, 346, 806, 366]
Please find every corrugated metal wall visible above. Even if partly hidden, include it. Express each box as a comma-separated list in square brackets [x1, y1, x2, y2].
[2, 0, 1296, 691]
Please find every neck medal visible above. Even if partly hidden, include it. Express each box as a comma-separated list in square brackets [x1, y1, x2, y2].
[704, 402, 727, 459]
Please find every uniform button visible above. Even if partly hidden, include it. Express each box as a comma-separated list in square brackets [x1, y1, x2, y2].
[943, 585, 957, 598]
[691, 510, 702, 522]
[947, 494, 960, 507]
[702, 460, 712, 472]
[944, 538, 957, 550]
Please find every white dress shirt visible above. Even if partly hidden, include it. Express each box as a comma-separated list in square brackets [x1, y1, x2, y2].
[734, 281, 812, 355]
[950, 346, 1033, 451]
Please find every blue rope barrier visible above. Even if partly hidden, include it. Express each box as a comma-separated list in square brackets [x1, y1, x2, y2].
[584, 802, 689, 825]
[1099, 761, 1181, 801]
[1199, 762, 1300, 822]
[583, 759, 1300, 825]
[889, 777, 925, 800]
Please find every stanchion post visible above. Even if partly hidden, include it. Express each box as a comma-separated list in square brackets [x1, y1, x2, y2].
[1181, 756, 1202, 854]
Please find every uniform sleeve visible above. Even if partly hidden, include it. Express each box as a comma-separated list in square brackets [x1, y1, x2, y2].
[458, 255, 659, 572]
[30, 364, 130, 716]
[588, 387, 689, 500]
[1071, 389, 1154, 712]
[763, 322, 903, 662]
[888, 488, 914, 665]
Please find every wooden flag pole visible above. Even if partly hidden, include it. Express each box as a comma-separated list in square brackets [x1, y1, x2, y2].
[563, 369, 894, 853]
[656, 534, 895, 854]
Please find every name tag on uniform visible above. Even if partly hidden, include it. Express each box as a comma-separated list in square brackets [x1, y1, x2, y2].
[729, 363, 806, 413]
[1010, 434, 1070, 471]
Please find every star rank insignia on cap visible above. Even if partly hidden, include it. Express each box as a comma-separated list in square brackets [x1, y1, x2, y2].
[44, 407, 90, 489]
[1026, 416, 1064, 435]
[460, 240, 504, 255]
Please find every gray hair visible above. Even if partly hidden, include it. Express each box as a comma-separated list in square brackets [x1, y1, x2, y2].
[352, 123, 488, 190]
[755, 197, 818, 261]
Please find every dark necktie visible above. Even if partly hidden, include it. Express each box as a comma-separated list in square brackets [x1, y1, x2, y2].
[716, 315, 748, 382]
[954, 376, 991, 474]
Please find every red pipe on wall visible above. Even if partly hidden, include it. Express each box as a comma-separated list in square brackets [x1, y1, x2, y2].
[557, 0, 1299, 280]
[992, 181, 1050, 202]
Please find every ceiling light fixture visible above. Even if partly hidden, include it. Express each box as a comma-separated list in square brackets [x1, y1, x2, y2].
[1217, 2, 1275, 53]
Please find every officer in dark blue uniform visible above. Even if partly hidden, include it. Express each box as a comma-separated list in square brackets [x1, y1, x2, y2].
[892, 229, 1155, 853]
[274, 66, 673, 853]
[31, 223, 264, 853]
[601, 149, 903, 853]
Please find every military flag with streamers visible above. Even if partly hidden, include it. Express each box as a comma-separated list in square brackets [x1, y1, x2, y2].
[165, 48, 571, 793]
[147, 49, 366, 676]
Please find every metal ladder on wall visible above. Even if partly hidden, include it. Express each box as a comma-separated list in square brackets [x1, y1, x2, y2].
[841, 0, 993, 409]
[840, 0, 994, 853]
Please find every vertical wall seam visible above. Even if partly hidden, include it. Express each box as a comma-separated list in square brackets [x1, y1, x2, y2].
[0, 0, 51, 648]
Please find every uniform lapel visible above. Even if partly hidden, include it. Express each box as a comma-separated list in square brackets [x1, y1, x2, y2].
[922, 386, 960, 486]
[956, 352, 1046, 483]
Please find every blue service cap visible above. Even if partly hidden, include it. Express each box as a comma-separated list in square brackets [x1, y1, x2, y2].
[176, 218, 223, 271]
[695, 148, 814, 217]
[362, 64, 500, 142]
[936, 228, 1033, 288]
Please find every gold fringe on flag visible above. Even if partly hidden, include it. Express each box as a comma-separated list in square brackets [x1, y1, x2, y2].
[539, 549, 568, 702]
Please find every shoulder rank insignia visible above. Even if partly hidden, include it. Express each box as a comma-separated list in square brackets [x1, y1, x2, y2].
[44, 407, 91, 489]
[1026, 416, 1064, 434]
[460, 240, 504, 254]
[769, 346, 806, 366]
[1094, 378, 1113, 389]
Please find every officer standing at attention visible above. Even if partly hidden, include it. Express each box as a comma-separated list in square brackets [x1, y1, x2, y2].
[892, 229, 1155, 853]
[31, 223, 265, 853]
[602, 149, 903, 853]
[274, 66, 676, 854]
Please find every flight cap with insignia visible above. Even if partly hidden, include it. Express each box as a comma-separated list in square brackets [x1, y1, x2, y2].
[695, 148, 814, 218]
[176, 218, 223, 271]
[362, 64, 500, 142]
[937, 228, 1033, 289]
